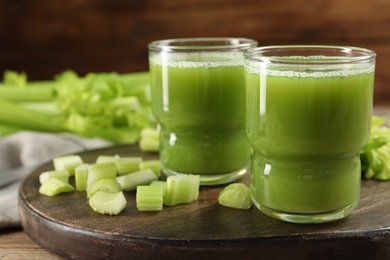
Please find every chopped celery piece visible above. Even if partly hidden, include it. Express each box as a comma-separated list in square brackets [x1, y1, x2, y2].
[87, 162, 117, 188]
[75, 164, 89, 191]
[218, 183, 252, 209]
[39, 170, 69, 184]
[115, 157, 142, 176]
[89, 191, 127, 215]
[53, 155, 83, 176]
[140, 127, 160, 139]
[139, 128, 159, 152]
[39, 178, 74, 197]
[116, 169, 157, 191]
[150, 180, 167, 196]
[87, 178, 122, 198]
[139, 138, 159, 152]
[163, 175, 200, 206]
[136, 185, 163, 211]
[139, 160, 161, 177]
[95, 155, 117, 164]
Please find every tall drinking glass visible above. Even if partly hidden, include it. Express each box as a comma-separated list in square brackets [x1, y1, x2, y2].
[149, 38, 257, 185]
[244, 45, 376, 223]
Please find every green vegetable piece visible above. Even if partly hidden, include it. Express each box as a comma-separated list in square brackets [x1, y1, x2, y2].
[53, 155, 83, 176]
[89, 191, 127, 215]
[139, 128, 159, 152]
[150, 180, 167, 196]
[136, 185, 163, 211]
[39, 170, 69, 184]
[87, 178, 122, 199]
[2, 70, 27, 86]
[39, 178, 74, 197]
[218, 183, 252, 209]
[360, 116, 390, 181]
[0, 123, 23, 137]
[55, 70, 153, 144]
[163, 175, 200, 206]
[87, 162, 117, 189]
[115, 157, 142, 176]
[116, 169, 158, 191]
[95, 155, 117, 164]
[0, 99, 67, 133]
[139, 160, 161, 177]
[75, 164, 89, 191]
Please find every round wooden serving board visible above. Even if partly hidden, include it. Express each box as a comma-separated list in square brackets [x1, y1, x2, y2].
[19, 145, 390, 259]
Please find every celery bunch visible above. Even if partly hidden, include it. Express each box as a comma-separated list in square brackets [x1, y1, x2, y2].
[0, 70, 155, 144]
[360, 116, 390, 180]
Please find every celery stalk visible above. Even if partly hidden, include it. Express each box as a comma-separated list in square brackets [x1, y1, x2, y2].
[95, 155, 117, 164]
[0, 123, 24, 137]
[139, 160, 161, 177]
[218, 183, 252, 209]
[116, 169, 158, 191]
[139, 128, 160, 152]
[87, 162, 117, 188]
[53, 155, 83, 176]
[163, 175, 200, 206]
[0, 99, 66, 132]
[150, 180, 167, 196]
[75, 164, 89, 191]
[87, 178, 122, 198]
[136, 185, 163, 211]
[89, 191, 127, 215]
[39, 178, 74, 197]
[39, 170, 69, 184]
[64, 113, 140, 144]
[0, 84, 56, 102]
[2, 70, 27, 86]
[115, 157, 142, 176]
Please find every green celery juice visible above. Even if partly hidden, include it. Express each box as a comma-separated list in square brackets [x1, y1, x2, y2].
[150, 54, 251, 176]
[245, 67, 374, 214]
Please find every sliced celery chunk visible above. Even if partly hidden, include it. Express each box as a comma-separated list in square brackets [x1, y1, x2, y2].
[75, 163, 89, 192]
[163, 175, 200, 206]
[39, 178, 74, 197]
[218, 183, 252, 209]
[139, 128, 159, 152]
[87, 178, 122, 198]
[150, 180, 167, 196]
[87, 162, 117, 189]
[95, 155, 117, 164]
[116, 169, 157, 191]
[53, 155, 83, 176]
[115, 157, 142, 176]
[139, 160, 161, 177]
[136, 185, 163, 211]
[89, 191, 127, 215]
[39, 170, 69, 184]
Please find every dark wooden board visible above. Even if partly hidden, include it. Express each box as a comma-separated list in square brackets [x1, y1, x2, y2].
[19, 145, 390, 259]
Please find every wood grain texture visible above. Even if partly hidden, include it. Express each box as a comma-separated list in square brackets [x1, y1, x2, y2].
[0, 0, 389, 102]
[0, 227, 65, 259]
[19, 145, 390, 259]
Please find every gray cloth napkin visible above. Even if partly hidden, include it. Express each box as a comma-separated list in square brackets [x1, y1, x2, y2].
[0, 131, 111, 229]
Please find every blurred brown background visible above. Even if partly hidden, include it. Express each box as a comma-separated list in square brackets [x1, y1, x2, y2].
[0, 0, 389, 103]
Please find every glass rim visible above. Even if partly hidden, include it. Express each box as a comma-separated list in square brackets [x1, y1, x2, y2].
[244, 45, 376, 65]
[148, 37, 258, 52]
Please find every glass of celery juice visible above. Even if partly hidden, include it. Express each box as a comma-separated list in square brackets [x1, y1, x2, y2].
[244, 46, 376, 223]
[148, 38, 257, 185]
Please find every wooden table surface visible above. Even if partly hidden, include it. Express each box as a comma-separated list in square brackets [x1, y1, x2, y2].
[1, 105, 390, 259]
